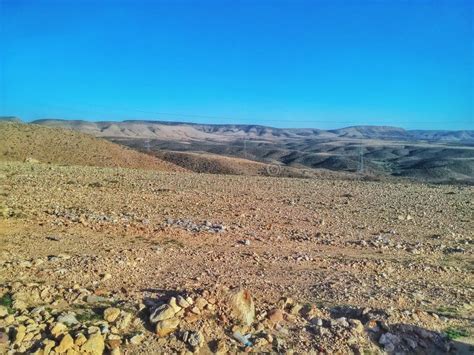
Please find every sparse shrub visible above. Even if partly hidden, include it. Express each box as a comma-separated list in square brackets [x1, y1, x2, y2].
[0, 293, 14, 314]
[445, 327, 469, 340]
[76, 309, 103, 323]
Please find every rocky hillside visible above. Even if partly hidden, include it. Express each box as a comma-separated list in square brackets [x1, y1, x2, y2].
[0, 122, 184, 172]
[0, 161, 472, 353]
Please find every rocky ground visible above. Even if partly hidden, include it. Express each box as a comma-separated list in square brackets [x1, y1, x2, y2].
[0, 161, 472, 354]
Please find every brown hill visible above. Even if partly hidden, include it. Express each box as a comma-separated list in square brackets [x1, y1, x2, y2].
[156, 150, 270, 175]
[0, 122, 184, 172]
[152, 150, 365, 182]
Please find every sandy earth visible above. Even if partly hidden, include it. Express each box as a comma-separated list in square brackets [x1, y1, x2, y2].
[0, 161, 472, 354]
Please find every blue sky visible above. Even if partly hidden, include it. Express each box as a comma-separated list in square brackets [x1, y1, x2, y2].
[1, 0, 473, 130]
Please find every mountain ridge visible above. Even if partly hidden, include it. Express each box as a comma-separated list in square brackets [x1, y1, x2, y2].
[27, 118, 474, 143]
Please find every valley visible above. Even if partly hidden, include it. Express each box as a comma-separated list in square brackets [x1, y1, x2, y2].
[31, 119, 474, 185]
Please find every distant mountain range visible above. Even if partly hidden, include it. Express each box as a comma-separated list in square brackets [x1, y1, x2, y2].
[25, 118, 474, 143]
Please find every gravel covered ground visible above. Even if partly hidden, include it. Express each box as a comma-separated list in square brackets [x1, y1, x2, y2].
[0, 161, 472, 354]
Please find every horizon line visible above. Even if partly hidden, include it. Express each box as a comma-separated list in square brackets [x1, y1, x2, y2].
[2, 115, 473, 132]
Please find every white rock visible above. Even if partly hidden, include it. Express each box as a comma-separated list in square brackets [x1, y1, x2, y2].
[149, 304, 176, 323]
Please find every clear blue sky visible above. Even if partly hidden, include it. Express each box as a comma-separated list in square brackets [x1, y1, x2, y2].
[1, 0, 473, 130]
